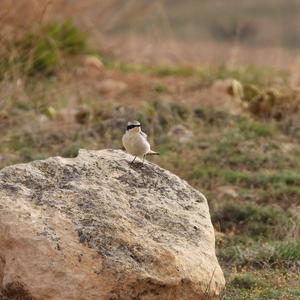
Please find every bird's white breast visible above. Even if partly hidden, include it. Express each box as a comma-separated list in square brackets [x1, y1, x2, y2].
[122, 132, 150, 157]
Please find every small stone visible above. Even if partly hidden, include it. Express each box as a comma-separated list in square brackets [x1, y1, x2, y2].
[167, 124, 194, 143]
[97, 79, 127, 94]
[84, 55, 103, 70]
[217, 185, 239, 199]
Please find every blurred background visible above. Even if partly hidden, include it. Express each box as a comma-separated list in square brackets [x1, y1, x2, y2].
[0, 1, 300, 299]
[2, 0, 300, 67]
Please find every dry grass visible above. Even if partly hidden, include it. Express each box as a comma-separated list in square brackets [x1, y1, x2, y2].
[1, 0, 300, 71]
[1, 2, 300, 299]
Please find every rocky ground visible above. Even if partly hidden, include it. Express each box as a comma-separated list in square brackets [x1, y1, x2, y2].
[0, 20, 299, 299]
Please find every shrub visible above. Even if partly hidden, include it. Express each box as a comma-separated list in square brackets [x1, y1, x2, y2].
[1, 20, 88, 76]
[242, 86, 300, 121]
[46, 21, 87, 55]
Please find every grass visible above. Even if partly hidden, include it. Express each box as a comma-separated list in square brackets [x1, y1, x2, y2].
[0, 20, 88, 77]
[152, 83, 168, 93]
[104, 58, 289, 86]
[219, 240, 300, 269]
[223, 271, 300, 300]
[222, 170, 300, 188]
[237, 118, 275, 138]
[212, 202, 294, 240]
[230, 273, 263, 290]
[0, 22, 300, 300]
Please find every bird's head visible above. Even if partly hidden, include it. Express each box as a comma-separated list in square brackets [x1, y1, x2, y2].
[126, 120, 141, 133]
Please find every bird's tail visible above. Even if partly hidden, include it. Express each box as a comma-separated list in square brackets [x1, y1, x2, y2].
[147, 150, 159, 156]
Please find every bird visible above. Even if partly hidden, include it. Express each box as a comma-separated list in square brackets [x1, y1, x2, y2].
[122, 120, 159, 164]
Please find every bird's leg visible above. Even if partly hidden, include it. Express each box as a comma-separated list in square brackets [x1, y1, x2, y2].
[142, 155, 145, 164]
[130, 156, 137, 165]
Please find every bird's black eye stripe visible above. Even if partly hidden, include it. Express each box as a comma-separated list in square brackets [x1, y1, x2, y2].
[127, 124, 141, 130]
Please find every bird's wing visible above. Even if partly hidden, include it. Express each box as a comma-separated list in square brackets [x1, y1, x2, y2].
[140, 131, 148, 139]
[122, 133, 128, 150]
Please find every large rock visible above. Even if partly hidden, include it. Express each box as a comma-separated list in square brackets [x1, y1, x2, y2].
[0, 149, 225, 299]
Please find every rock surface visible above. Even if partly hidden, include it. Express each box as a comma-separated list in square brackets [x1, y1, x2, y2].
[0, 149, 225, 299]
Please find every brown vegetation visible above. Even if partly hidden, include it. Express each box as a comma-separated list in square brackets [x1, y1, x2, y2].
[0, 2, 300, 299]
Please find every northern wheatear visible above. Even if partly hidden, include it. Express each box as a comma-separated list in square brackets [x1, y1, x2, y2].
[122, 121, 159, 164]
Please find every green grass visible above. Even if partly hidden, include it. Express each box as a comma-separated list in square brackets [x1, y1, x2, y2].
[230, 273, 263, 290]
[103, 56, 289, 86]
[219, 240, 300, 269]
[0, 20, 88, 77]
[212, 202, 294, 240]
[152, 83, 168, 93]
[237, 118, 275, 138]
[0, 22, 300, 300]
[222, 170, 300, 187]
[223, 284, 300, 300]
